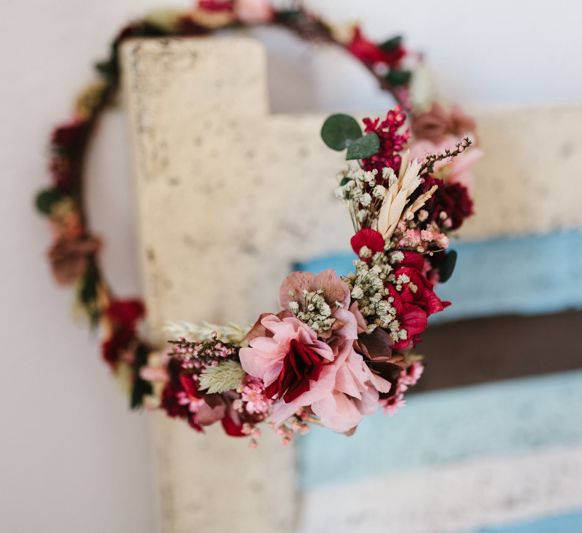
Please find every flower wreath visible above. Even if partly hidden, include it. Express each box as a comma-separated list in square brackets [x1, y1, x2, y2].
[35, 0, 481, 442]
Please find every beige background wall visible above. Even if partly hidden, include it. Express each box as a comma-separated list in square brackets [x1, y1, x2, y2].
[1, 1, 581, 532]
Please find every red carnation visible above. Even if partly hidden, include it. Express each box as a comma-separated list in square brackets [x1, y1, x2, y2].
[348, 28, 406, 69]
[351, 228, 385, 258]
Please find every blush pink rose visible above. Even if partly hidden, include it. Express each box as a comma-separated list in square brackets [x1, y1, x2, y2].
[234, 0, 273, 24]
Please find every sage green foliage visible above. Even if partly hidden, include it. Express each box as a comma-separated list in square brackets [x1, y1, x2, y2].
[439, 250, 458, 283]
[199, 360, 245, 394]
[35, 188, 64, 215]
[321, 114, 362, 151]
[346, 133, 380, 160]
[321, 113, 380, 160]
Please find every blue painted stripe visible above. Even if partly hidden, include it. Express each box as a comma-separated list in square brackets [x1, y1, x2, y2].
[296, 229, 582, 322]
[298, 370, 582, 489]
[457, 510, 582, 533]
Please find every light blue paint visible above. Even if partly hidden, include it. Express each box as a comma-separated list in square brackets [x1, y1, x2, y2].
[456, 510, 582, 533]
[295, 230, 582, 322]
[297, 370, 582, 489]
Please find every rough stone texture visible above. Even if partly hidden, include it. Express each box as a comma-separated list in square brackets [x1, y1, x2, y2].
[121, 36, 582, 533]
[461, 106, 582, 240]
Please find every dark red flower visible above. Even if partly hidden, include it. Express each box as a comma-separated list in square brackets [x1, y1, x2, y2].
[348, 28, 406, 69]
[221, 414, 245, 437]
[106, 299, 145, 328]
[264, 339, 325, 403]
[392, 251, 450, 317]
[361, 108, 410, 174]
[198, 0, 233, 12]
[394, 266, 449, 316]
[388, 285, 428, 350]
[51, 120, 89, 152]
[351, 228, 385, 258]
[423, 176, 474, 230]
[101, 299, 145, 368]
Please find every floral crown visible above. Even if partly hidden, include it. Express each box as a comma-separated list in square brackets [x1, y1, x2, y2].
[160, 108, 476, 442]
[34, 1, 480, 444]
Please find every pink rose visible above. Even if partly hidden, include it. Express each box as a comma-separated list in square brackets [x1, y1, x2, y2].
[234, 0, 273, 24]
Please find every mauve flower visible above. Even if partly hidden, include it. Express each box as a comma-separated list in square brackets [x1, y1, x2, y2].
[234, 0, 273, 23]
[279, 269, 350, 311]
[48, 235, 100, 285]
[411, 103, 476, 145]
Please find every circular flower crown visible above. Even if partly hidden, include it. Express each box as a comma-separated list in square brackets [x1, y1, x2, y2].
[34, 1, 480, 443]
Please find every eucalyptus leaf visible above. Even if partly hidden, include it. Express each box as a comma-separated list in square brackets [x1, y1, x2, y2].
[386, 69, 412, 87]
[321, 114, 362, 151]
[379, 35, 403, 52]
[439, 250, 457, 283]
[346, 132, 380, 160]
[35, 188, 64, 215]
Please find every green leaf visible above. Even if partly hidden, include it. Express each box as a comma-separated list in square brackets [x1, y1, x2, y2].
[321, 114, 362, 151]
[199, 360, 245, 394]
[35, 188, 64, 215]
[379, 35, 403, 52]
[130, 343, 154, 410]
[339, 177, 352, 187]
[439, 250, 457, 283]
[386, 69, 412, 87]
[346, 132, 380, 160]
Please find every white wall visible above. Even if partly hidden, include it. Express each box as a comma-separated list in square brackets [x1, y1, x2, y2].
[1, 1, 580, 532]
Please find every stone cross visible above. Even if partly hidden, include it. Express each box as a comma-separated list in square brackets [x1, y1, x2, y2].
[121, 37, 582, 533]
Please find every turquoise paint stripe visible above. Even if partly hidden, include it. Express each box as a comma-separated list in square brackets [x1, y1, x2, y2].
[455, 510, 582, 533]
[295, 229, 582, 322]
[297, 370, 582, 489]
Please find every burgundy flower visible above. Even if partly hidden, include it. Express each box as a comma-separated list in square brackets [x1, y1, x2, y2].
[348, 27, 406, 69]
[423, 176, 474, 230]
[361, 108, 410, 174]
[351, 228, 385, 258]
[51, 120, 89, 152]
[48, 235, 100, 285]
[101, 299, 145, 368]
[264, 339, 325, 403]
[106, 299, 145, 327]
[198, 0, 234, 12]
